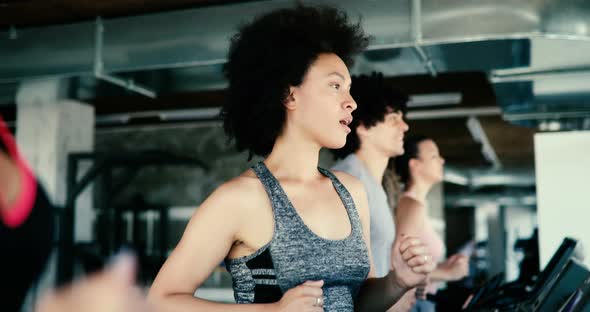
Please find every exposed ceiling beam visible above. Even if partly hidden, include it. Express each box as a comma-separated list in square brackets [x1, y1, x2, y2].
[407, 107, 501, 120]
[3, 1, 590, 83]
[467, 116, 502, 169]
[0, 0, 256, 28]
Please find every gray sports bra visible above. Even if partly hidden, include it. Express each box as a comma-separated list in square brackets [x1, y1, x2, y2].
[224, 161, 370, 311]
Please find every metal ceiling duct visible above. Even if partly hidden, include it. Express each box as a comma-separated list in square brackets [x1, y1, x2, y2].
[2, 0, 590, 130]
[0, 0, 588, 82]
[444, 166, 535, 188]
[445, 191, 536, 207]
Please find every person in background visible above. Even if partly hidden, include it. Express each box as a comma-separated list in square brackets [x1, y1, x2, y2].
[1, 115, 54, 311]
[1, 115, 149, 312]
[331, 72, 416, 311]
[393, 135, 469, 312]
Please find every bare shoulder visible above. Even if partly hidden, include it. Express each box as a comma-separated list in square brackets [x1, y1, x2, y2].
[395, 196, 428, 233]
[217, 169, 264, 195]
[197, 168, 268, 216]
[331, 170, 369, 219]
[331, 170, 366, 199]
[397, 196, 425, 212]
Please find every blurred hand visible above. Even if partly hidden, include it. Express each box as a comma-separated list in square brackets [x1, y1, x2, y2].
[387, 288, 416, 312]
[415, 285, 427, 300]
[272, 280, 324, 312]
[438, 254, 469, 281]
[36, 253, 151, 312]
[391, 235, 436, 289]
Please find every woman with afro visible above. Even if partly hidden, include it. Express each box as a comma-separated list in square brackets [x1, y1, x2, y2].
[149, 5, 434, 311]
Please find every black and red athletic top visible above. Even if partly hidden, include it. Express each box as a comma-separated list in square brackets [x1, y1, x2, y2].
[0, 115, 54, 312]
[0, 115, 38, 228]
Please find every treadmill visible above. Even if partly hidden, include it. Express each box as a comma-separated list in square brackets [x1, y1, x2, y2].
[463, 237, 579, 311]
[572, 278, 590, 312]
[532, 258, 589, 312]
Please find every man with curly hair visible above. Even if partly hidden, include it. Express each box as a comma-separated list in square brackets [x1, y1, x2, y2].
[149, 5, 433, 311]
[332, 73, 417, 311]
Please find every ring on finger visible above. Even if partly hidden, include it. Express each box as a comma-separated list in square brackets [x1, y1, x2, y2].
[315, 296, 323, 307]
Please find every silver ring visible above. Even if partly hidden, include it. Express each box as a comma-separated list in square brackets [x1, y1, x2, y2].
[316, 296, 323, 306]
[424, 255, 428, 263]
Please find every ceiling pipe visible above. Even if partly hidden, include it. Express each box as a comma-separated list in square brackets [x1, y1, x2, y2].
[3, 1, 590, 83]
[490, 66, 590, 84]
[445, 192, 536, 207]
[411, 0, 437, 77]
[466, 116, 502, 169]
[406, 106, 501, 120]
[444, 166, 535, 188]
[93, 17, 156, 98]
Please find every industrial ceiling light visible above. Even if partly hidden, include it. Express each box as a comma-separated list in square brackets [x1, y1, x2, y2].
[8, 25, 17, 40]
[407, 92, 462, 108]
[538, 120, 562, 131]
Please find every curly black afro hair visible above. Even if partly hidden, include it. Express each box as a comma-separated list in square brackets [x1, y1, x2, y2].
[221, 5, 370, 159]
[331, 72, 409, 159]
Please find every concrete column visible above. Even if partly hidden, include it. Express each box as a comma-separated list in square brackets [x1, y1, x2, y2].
[474, 203, 504, 278]
[15, 78, 94, 307]
[486, 204, 505, 278]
